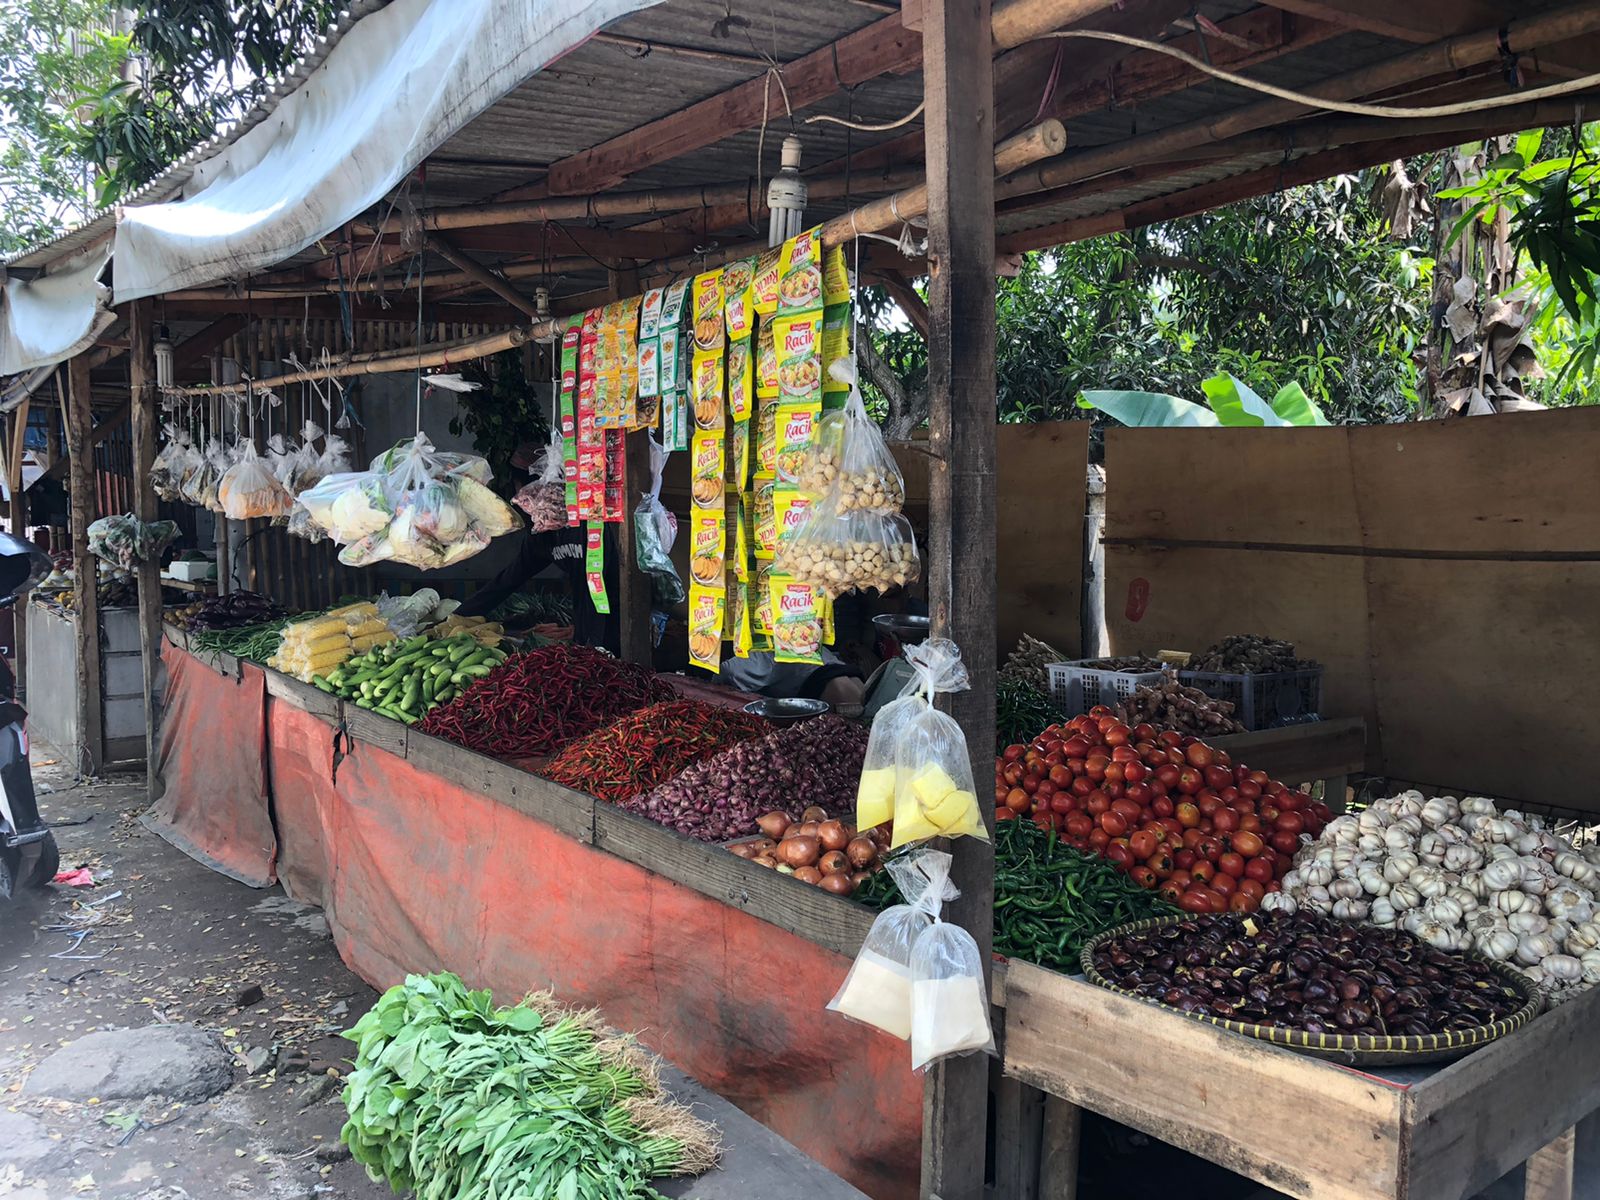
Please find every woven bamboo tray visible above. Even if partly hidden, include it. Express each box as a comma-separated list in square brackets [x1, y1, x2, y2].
[1080, 914, 1543, 1066]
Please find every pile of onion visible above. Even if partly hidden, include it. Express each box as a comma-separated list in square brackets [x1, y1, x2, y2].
[728, 806, 887, 896]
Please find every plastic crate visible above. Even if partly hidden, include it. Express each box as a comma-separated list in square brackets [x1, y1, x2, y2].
[1177, 667, 1324, 731]
[1046, 660, 1167, 716]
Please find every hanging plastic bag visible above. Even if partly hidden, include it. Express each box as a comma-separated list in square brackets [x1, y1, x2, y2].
[87, 514, 179, 570]
[297, 471, 391, 543]
[910, 907, 994, 1071]
[219, 442, 296, 519]
[199, 439, 235, 513]
[798, 360, 905, 513]
[856, 639, 966, 831]
[778, 494, 919, 598]
[377, 433, 519, 568]
[634, 435, 686, 606]
[828, 848, 955, 1039]
[866, 639, 986, 849]
[151, 425, 192, 501]
[512, 431, 569, 533]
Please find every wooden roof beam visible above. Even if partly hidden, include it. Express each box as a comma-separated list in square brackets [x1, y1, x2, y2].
[996, 3, 1600, 205]
[541, 0, 1121, 198]
[1255, 1, 1600, 79]
[422, 232, 541, 319]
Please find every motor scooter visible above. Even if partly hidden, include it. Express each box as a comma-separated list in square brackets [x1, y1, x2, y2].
[0, 534, 61, 900]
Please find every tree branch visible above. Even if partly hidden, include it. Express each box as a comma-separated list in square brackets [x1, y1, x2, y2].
[856, 331, 928, 440]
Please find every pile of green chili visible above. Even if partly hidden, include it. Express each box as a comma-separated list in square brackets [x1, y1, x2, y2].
[856, 819, 1175, 975]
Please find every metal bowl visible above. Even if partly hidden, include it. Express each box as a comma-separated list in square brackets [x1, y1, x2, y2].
[742, 697, 832, 726]
[871, 613, 931, 643]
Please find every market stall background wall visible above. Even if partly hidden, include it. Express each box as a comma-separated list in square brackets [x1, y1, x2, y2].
[662, 420, 1090, 658]
[1101, 409, 1600, 807]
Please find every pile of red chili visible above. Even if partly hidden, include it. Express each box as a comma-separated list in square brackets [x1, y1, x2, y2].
[541, 699, 768, 803]
[417, 645, 674, 758]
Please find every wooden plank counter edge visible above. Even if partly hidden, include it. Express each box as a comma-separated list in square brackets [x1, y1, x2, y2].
[403, 728, 597, 845]
[1403, 982, 1600, 1199]
[263, 670, 341, 720]
[1208, 717, 1366, 784]
[1002, 958, 1406, 1200]
[593, 804, 876, 960]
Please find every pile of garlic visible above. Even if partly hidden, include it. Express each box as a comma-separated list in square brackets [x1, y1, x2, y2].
[1264, 790, 1600, 1001]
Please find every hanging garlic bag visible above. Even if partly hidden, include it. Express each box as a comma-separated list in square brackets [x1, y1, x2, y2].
[888, 639, 986, 849]
[799, 360, 905, 513]
[828, 848, 957, 1039]
[512, 431, 569, 533]
[910, 906, 994, 1071]
[634, 435, 686, 605]
[778, 494, 919, 598]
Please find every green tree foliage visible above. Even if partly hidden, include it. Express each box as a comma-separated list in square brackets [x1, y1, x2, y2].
[862, 174, 1429, 430]
[0, 0, 337, 252]
[0, 0, 128, 253]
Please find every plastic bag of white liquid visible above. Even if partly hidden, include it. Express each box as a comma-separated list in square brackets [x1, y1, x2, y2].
[910, 914, 994, 1071]
[828, 848, 956, 1040]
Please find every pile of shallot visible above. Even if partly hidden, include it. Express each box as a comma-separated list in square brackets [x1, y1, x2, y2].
[1267, 791, 1600, 1001]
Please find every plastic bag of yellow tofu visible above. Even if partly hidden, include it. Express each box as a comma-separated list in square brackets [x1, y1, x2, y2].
[854, 637, 988, 848]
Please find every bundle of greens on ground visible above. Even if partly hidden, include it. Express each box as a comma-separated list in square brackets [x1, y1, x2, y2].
[342, 972, 719, 1200]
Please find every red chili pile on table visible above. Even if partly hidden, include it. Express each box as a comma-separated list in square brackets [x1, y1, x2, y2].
[542, 699, 769, 803]
[417, 645, 674, 758]
[995, 708, 1334, 914]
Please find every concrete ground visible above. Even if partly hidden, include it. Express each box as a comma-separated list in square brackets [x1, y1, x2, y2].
[0, 747, 870, 1200]
[0, 748, 393, 1200]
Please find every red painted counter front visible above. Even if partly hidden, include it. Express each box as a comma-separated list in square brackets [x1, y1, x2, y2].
[155, 644, 921, 1200]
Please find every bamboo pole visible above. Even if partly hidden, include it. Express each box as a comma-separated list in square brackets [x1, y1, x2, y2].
[66, 353, 102, 776]
[172, 119, 1067, 396]
[997, 2, 1600, 202]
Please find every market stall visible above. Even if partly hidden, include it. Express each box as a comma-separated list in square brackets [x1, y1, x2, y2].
[14, 1, 1600, 1197]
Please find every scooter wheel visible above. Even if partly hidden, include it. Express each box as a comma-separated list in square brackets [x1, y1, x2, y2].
[25, 834, 58, 889]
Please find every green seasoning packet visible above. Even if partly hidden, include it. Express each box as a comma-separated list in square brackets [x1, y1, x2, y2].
[585, 520, 610, 614]
[560, 317, 581, 522]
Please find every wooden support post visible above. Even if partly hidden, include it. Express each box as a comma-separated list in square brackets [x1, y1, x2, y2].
[128, 300, 163, 792]
[9, 406, 29, 700]
[1523, 1126, 1576, 1200]
[921, 1, 998, 1198]
[66, 353, 102, 777]
[609, 267, 653, 666]
[1038, 1094, 1082, 1200]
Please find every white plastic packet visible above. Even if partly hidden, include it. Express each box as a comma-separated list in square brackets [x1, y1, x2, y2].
[827, 848, 956, 1040]
[910, 910, 994, 1071]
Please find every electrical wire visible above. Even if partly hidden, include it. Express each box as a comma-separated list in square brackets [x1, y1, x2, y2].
[806, 100, 925, 132]
[1032, 29, 1600, 120]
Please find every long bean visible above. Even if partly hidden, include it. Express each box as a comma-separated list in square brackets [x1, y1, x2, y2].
[856, 819, 1174, 973]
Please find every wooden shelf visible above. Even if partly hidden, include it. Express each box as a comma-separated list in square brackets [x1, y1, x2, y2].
[159, 575, 218, 594]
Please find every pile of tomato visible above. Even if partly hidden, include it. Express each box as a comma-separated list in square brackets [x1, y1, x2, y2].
[994, 708, 1333, 914]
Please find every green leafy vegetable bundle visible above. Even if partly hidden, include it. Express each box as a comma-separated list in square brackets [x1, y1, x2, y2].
[342, 972, 719, 1200]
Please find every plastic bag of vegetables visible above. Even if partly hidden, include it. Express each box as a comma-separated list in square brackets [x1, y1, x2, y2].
[634, 435, 685, 606]
[511, 431, 569, 533]
[829, 848, 956, 1040]
[777, 494, 919, 598]
[219, 442, 295, 519]
[297, 471, 391, 543]
[87, 514, 179, 570]
[797, 361, 905, 513]
[151, 425, 193, 501]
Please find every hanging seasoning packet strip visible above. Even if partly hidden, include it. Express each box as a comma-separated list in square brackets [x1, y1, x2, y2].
[688, 508, 726, 590]
[616, 295, 643, 427]
[778, 227, 825, 314]
[752, 474, 778, 559]
[690, 430, 725, 511]
[755, 396, 779, 475]
[723, 257, 756, 342]
[753, 248, 782, 316]
[730, 491, 750, 582]
[751, 558, 775, 641]
[823, 309, 852, 401]
[727, 335, 754, 423]
[756, 321, 780, 399]
[585, 520, 611, 615]
[660, 326, 687, 450]
[687, 586, 725, 674]
[691, 349, 726, 432]
[603, 428, 626, 523]
[772, 311, 823, 407]
[560, 317, 581, 523]
[691, 269, 726, 353]
[775, 399, 822, 488]
[727, 575, 753, 656]
[769, 573, 824, 664]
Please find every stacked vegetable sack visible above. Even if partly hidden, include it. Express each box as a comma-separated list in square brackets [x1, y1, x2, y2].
[995, 708, 1334, 914]
[1271, 790, 1600, 1002]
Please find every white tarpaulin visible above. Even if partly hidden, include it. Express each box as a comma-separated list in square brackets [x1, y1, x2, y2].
[0, 245, 114, 376]
[113, 0, 657, 302]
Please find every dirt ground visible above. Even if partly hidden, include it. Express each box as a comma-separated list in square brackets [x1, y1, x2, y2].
[0, 745, 391, 1200]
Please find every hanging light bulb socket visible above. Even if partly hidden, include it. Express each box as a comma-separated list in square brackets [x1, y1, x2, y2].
[767, 134, 807, 248]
